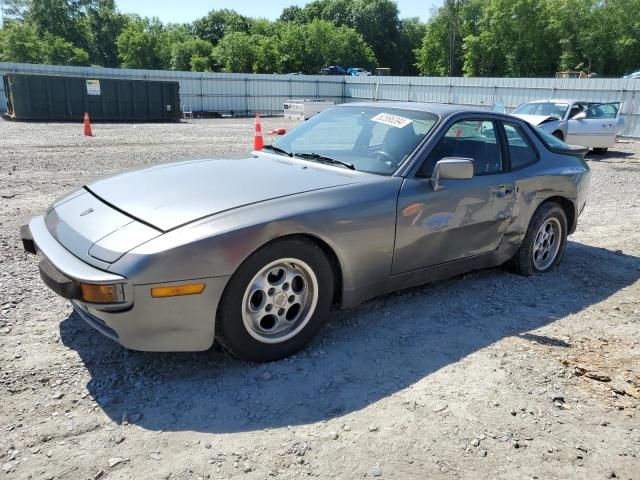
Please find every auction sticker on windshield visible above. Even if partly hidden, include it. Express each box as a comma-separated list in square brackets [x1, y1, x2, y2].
[372, 112, 413, 128]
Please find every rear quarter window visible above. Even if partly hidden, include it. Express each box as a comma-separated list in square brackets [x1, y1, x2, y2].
[503, 123, 538, 170]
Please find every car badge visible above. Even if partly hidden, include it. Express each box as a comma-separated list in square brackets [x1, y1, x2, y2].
[80, 208, 94, 216]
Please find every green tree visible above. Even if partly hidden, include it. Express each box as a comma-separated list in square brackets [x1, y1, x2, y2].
[416, 0, 480, 76]
[276, 19, 376, 74]
[577, 0, 640, 76]
[275, 22, 307, 72]
[171, 38, 214, 71]
[278, 5, 304, 23]
[26, 0, 85, 46]
[82, 0, 129, 67]
[0, 21, 44, 62]
[415, 10, 452, 76]
[193, 9, 250, 45]
[42, 32, 89, 65]
[213, 31, 256, 72]
[190, 54, 214, 72]
[253, 34, 279, 73]
[289, 0, 400, 71]
[116, 16, 171, 69]
[398, 17, 426, 75]
[351, 0, 401, 70]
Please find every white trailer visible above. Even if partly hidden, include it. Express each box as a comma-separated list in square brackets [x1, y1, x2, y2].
[283, 99, 334, 120]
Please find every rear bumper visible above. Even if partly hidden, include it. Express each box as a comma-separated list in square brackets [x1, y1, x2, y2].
[22, 217, 230, 351]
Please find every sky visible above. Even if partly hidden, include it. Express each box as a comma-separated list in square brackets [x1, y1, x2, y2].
[114, 0, 442, 24]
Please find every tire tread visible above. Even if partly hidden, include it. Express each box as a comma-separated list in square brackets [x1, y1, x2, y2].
[507, 202, 567, 276]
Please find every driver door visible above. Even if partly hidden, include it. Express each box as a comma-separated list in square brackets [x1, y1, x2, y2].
[392, 118, 517, 275]
[566, 102, 622, 148]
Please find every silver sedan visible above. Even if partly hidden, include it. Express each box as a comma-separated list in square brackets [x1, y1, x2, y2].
[21, 103, 591, 362]
[511, 99, 624, 152]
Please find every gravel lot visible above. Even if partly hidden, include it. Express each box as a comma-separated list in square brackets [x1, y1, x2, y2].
[1, 118, 639, 480]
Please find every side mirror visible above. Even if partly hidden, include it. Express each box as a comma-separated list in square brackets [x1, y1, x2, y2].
[431, 158, 474, 191]
[573, 112, 586, 120]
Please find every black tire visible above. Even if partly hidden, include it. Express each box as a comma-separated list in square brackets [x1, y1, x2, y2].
[552, 131, 564, 141]
[507, 202, 568, 276]
[593, 147, 608, 154]
[215, 237, 334, 362]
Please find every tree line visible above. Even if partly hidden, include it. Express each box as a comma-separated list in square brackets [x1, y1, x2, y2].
[418, 0, 640, 77]
[0, 0, 638, 77]
[0, 0, 422, 74]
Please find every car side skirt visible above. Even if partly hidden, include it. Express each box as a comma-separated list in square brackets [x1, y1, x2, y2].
[341, 246, 517, 308]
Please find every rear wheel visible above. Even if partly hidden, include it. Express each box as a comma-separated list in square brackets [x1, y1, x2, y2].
[216, 238, 333, 362]
[507, 203, 568, 276]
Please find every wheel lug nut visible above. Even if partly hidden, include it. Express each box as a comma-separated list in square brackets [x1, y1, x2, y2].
[265, 304, 273, 312]
[288, 295, 295, 303]
[283, 282, 289, 291]
[268, 288, 275, 296]
[278, 308, 285, 316]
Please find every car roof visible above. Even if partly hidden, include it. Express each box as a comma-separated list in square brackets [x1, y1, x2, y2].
[337, 101, 489, 117]
[519, 99, 588, 104]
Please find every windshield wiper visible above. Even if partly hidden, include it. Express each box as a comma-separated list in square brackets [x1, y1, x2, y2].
[293, 152, 356, 170]
[262, 145, 292, 157]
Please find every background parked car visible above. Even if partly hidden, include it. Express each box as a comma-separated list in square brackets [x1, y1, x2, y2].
[623, 71, 640, 79]
[319, 66, 346, 75]
[347, 67, 371, 76]
[510, 99, 624, 152]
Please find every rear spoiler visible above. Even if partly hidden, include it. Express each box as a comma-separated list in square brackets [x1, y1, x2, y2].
[529, 128, 589, 159]
[549, 144, 589, 160]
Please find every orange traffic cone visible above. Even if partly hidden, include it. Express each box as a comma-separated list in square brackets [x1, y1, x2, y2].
[83, 112, 93, 137]
[253, 113, 264, 151]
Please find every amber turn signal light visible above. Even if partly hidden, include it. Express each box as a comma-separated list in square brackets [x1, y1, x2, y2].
[80, 283, 123, 304]
[150, 283, 205, 298]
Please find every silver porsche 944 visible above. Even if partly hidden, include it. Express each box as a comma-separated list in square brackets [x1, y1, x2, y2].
[21, 103, 591, 362]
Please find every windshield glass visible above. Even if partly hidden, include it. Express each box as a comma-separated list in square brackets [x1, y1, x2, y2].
[513, 102, 569, 120]
[272, 106, 438, 175]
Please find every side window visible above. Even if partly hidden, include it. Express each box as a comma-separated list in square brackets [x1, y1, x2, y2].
[503, 123, 538, 170]
[420, 119, 503, 176]
[568, 104, 583, 118]
[584, 103, 618, 119]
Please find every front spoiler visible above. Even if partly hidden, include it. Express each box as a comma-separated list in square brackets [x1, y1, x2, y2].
[21, 217, 231, 352]
[39, 258, 82, 300]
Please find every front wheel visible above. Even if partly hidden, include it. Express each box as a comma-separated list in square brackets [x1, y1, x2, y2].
[507, 203, 568, 276]
[216, 238, 334, 362]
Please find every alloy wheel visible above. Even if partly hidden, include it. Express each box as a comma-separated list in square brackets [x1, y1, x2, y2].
[241, 258, 319, 344]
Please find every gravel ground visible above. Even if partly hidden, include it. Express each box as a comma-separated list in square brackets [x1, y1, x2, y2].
[1, 118, 639, 480]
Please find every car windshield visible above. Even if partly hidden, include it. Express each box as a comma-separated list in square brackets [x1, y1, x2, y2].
[513, 102, 570, 120]
[272, 106, 438, 175]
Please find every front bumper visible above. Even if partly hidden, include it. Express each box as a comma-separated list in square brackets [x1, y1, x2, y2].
[22, 217, 230, 351]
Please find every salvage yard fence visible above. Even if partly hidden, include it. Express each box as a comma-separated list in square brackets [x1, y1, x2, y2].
[1, 62, 639, 137]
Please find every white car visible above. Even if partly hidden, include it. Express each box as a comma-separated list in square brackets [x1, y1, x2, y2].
[347, 67, 371, 76]
[511, 99, 624, 153]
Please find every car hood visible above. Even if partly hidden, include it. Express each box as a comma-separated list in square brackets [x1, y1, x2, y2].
[511, 114, 560, 126]
[86, 155, 363, 232]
